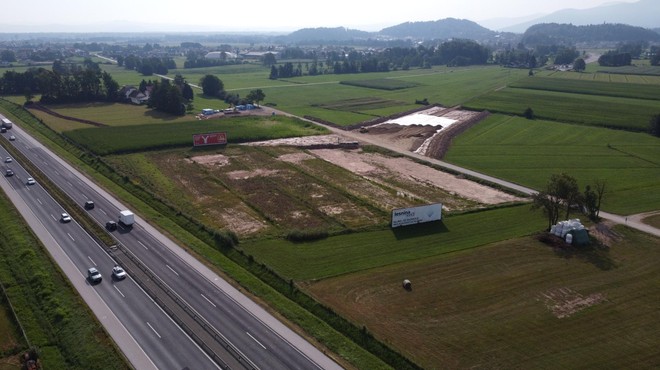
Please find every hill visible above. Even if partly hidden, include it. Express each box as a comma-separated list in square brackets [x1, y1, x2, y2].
[379, 18, 497, 41]
[282, 27, 374, 43]
[505, 0, 660, 33]
[521, 23, 660, 46]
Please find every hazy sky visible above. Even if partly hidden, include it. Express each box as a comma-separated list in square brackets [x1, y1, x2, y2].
[4, 0, 639, 32]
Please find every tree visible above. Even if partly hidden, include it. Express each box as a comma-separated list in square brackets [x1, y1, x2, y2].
[246, 89, 265, 106]
[262, 52, 277, 67]
[573, 58, 586, 72]
[269, 65, 278, 79]
[182, 82, 194, 101]
[523, 107, 534, 120]
[649, 114, 660, 137]
[199, 74, 223, 97]
[0, 50, 17, 63]
[532, 173, 582, 229]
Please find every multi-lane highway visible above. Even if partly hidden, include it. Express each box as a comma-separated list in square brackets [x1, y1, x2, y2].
[1, 119, 342, 369]
[1, 136, 219, 369]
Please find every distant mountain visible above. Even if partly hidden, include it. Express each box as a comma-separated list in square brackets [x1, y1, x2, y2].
[521, 23, 660, 46]
[284, 27, 373, 43]
[379, 18, 496, 41]
[504, 0, 660, 33]
[477, 13, 545, 32]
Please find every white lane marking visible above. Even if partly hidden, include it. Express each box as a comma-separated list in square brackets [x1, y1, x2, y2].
[246, 332, 266, 350]
[54, 170, 60, 176]
[37, 198, 42, 205]
[50, 214, 56, 221]
[82, 193, 87, 199]
[147, 322, 162, 339]
[100, 209, 107, 215]
[166, 264, 179, 276]
[114, 285, 125, 298]
[201, 294, 217, 308]
[67, 233, 75, 241]
[67, 181, 73, 187]
[138, 241, 148, 250]
[87, 256, 97, 266]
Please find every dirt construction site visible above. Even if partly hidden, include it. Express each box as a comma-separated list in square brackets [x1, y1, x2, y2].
[172, 106, 523, 237]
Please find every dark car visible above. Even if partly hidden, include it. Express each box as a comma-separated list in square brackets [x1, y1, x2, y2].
[105, 220, 117, 231]
[0, 127, 6, 133]
[84, 200, 95, 209]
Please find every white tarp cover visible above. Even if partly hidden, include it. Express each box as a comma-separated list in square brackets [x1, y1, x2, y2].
[391, 203, 443, 228]
[384, 113, 457, 127]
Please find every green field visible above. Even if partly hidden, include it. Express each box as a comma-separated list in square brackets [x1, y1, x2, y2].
[241, 205, 546, 280]
[307, 226, 660, 369]
[510, 76, 660, 100]
[443, 114, 660, 214]
[63, 115, 329, 155]
[463, 87, 658, 131]
[339, 78, 420, 90]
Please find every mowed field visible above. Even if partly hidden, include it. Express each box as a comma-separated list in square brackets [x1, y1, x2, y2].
[443, 114, 660, 214]
[306, 226, 660, 369]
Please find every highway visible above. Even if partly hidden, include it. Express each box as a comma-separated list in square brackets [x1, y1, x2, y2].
[1, 120, 342, 370]
[0, 136, 219, 369]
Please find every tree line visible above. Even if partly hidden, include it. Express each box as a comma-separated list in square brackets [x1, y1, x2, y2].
[117, 55, 177, 76]
[0, 59, 119, 104]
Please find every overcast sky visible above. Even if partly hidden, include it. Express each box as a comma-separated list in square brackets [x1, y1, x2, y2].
[4, 0, 639, 32]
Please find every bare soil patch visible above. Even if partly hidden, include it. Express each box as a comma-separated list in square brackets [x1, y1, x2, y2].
[311, 149, 523, 205]
[539, 288, 607, 319]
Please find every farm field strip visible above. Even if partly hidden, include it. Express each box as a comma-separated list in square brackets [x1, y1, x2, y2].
[510, 76, 660, 100]
[240, 204, 546, 280]
[443, 114, 660, 214]
[463, 88, 659, 131]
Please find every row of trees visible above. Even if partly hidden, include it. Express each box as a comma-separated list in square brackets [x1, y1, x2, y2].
[117, 55, 177, 76]
[532, 173, 606, 230]
[0, 60, 119, 104]
[267, 40, 490, 79]
[598, 51, 632, 67]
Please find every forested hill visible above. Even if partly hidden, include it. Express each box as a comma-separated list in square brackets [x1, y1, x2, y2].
[522, 23, 660, 46]
[283, 27, 373, 43]
[379, 18, 496, 40]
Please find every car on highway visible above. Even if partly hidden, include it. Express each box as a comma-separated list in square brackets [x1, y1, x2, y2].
[0, 127, 6, 133]
[9, 135, 15, 141]
[112, 265, 127, 280]
[87, 267, 102, 284]
[84, 200, 95, 209]
[5, 169, 13, 177]
[26, 177, 36, 185]
[61, 213, 72, 223]
[4, 157, 11, 163]
[105, 220, 117, 231]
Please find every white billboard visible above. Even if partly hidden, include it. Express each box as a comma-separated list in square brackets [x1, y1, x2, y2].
[391, 203, 442, 228]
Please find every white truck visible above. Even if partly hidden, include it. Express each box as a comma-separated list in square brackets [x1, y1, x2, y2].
[118, 210, 135, 227]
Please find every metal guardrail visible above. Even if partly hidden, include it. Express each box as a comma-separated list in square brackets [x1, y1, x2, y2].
[112, 242, 259, 370]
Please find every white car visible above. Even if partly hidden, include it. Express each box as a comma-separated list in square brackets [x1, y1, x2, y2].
[26, 177, 36, 185]
[61, 213, 72, 223]
[4, 157, 11, 163]
[112, 265, 127, 280]
[9, 135, 15, 141]
[87, 267, 102, 284]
